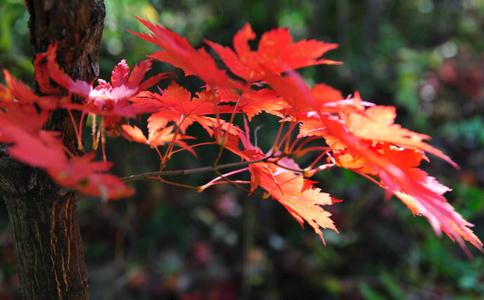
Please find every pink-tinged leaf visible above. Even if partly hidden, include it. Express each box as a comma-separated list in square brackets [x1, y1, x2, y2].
[41, 45, 169, 117]
[111, 60, 130, 87]
[395, 174, 483, 252]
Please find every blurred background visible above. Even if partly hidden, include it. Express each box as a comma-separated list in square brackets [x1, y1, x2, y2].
[0, 0, 483, 299]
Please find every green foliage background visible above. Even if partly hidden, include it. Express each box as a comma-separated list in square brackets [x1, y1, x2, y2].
[0, 0, 483, 299]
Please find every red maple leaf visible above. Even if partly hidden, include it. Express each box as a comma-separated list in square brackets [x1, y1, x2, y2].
[51, 153, 134, 200]
[2, 70, 60, 110]
[134, 83, 238, 135]
[1, 21, 480, 252]
[0, 85, 133, 200]
[206, 23, 339, 82]
[133, 18, 243, 90]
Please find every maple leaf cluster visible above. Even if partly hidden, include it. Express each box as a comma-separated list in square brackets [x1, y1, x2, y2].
[0, 18, 481, 252]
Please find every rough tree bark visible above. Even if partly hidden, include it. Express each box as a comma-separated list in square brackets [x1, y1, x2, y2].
[0, 1, 105, 299]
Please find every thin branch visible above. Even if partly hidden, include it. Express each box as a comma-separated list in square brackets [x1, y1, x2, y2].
[155, 177, 200, 191]
[121, 157, 270, 183]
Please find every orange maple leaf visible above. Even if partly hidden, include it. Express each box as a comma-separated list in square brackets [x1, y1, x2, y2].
[121, 124, 195, 155]
[219, 125, 338, 242]
[260, 169, 337, 243]
[263, 70, 481, 251]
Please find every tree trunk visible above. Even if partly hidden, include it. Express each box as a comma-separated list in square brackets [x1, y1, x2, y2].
[0, 1, 105, 299]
